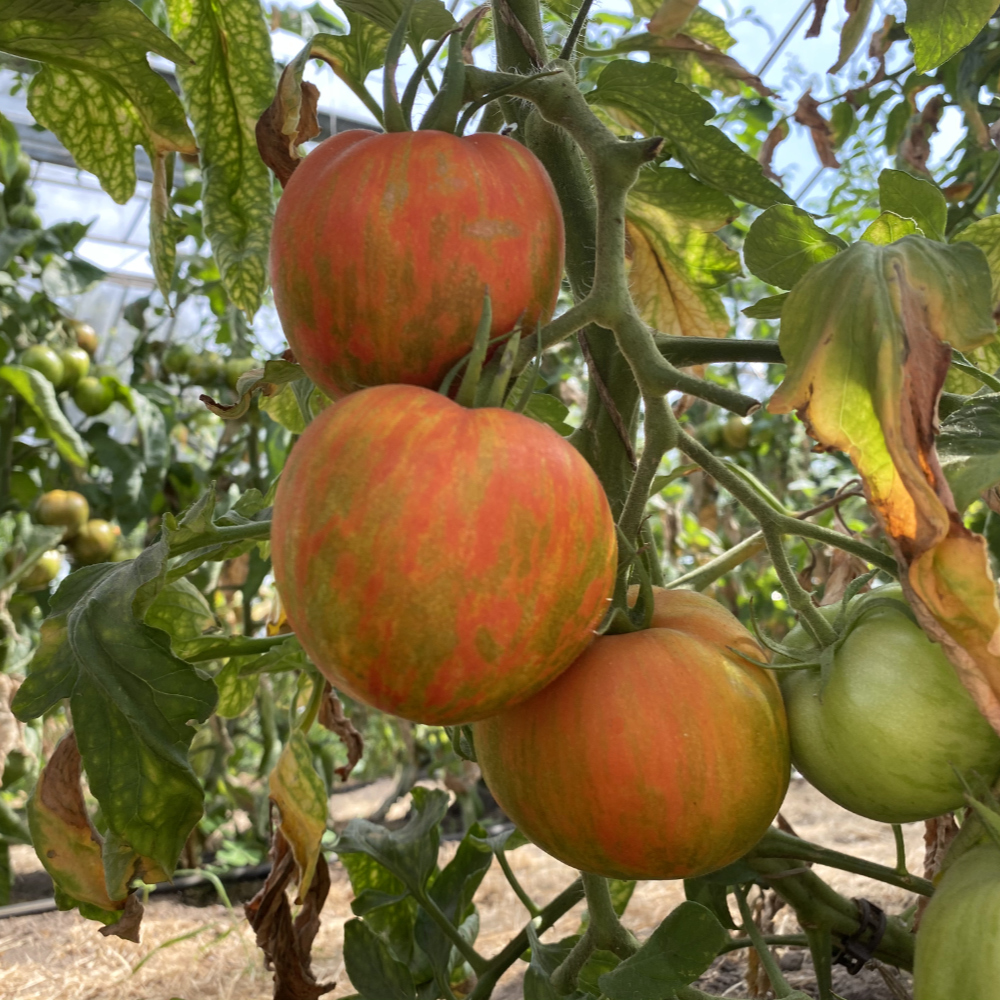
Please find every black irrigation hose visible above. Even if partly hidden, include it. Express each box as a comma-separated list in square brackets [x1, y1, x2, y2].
[0, 863, 273, 921]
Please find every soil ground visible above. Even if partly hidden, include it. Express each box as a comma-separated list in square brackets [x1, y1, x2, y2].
[0, 777, 922, 1000]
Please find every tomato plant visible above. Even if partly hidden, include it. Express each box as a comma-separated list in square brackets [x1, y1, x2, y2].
[270, 129, 565, 399]
[4, 1, 1000, 999]
[474, 587, 790, 879]
[779, 587, 1000, 823]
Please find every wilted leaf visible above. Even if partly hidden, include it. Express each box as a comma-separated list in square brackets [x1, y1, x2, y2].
[269, 730, 329, 901]
[13, 539, 217, 875]
[166, 0, 276, 315]
[587, 60, 792, 209]
[646, 0, 697, 36]
[27, 732, 122, 917]
[318, 684, 364, 781]
[770, 236, 1000, 734]
[861, 211, 920, 244]
[795, 92, 840, 169]
[202, 357, 311, 420]
[743, 206, 846, 289]
[898, 95, 942, 178]
[905, 0, 998, 73]
[879, 168, 947, 240]
[598, 901, 727, 998]
[246, 828, 335, 999]
[938, 394, 1000, 511]
[0, 364, 87, 467]
[0, 674, 25, 786]
[829, 0, 875, 73]
[807, 0, 829, 37]
[759, 118, 789, 184]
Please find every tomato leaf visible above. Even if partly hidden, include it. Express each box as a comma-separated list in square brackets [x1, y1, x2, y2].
[743, 206, 847, 290]
[213, 660, 259, 718]
[938, 394, 1000, 511]
[312, 13, 390, 93]
[269, 730, 328, 901]
[597, 900, 728, 998]
[12, 538, 217, 877]
[0, 364, 88, 468]
[165, 0, 276, 316]
[143, 577, 214, 644]
[338, 0, 455, 47]
[341, 852, 419, 965]
[879, 168, 947, 241]
[860, 212, 921, 245]
[905, 0, 998, 73]
[343, 918, 417, 1000]
[586, 60, 792, 209]
[524, 922, 583, 1000]
[829, 0, 875, 74]
[742, 292, 788, 319]
[770, 236, 1000, 733]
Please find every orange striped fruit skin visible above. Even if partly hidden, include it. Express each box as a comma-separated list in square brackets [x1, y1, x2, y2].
[270, 129, 565, 399]
[271, 384, 616, 725]
[474, 588, 790, 879]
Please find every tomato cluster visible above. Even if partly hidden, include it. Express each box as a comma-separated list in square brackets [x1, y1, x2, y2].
[269, 129, 795, 879]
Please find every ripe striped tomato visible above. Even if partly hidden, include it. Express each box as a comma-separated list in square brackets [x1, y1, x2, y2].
[475, 587, 790, 879]
[270, 129, 564, 399]
[272, 384, 616, 725]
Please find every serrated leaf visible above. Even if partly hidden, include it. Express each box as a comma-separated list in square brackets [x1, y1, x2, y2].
[770, 236, 1000, 735]
[598, 901, 727, 998]
[144, 577, 213, 642]
[343, 918, 417, 1000]
[938, 394, 1000, 510]
[311, 15, 390, 94]
[338, 0, 454, 47]
[879, 168, 947, 240]
[524, 922, 581, 1000]
[269, 730, 328, 900]
[587, 60, 792, 209]
[861, 211, 921, 245]
[0, 364, 87, 467]
[166, 0, 275, 315]
[905, 0, 998, 73]
[12, 539, 217, 874]
[743, 205, 847, 290]
[0, 0, 196, 208]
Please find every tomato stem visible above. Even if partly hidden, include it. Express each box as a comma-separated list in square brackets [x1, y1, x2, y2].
[735, 884, 797, 999]
[495, 850, 540, 917]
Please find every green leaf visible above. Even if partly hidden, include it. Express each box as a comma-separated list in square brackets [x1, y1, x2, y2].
[954, 214, 1000, 302]
[343, 918, 417, 1000]
[0, 0, 196, 203]
[878, 168, 947, 240]
[342, 852, 419, 967]
[150, 151, 185, 299]
[12, 540, 217, 875]
[311, 15, 390, 97]
[523, 392, 574, 436]
[579, 950, 621, 996]
[938, 393, 1000, 510]
[905, 0, 998, 73]
[683, 877, 738, 930]
[742, 292, 788, 319]
[524, 922, 582, 1000]
[587, 60, 792, 209]
[39, 253, 106, 297]
[337, 787, 449, 896]
[861, 211, 921, 245]
[338, 0, 455, 47]
[0, 364, 87, 467]
[598, 901, 728, 999]
[165, 0, 276, 315]
[829, 0, 875, 73]
[144, 577, 213, 642]
[743, 206, 847, 290]
[213, 660, 258, 717]
[631, 167, 737, 232]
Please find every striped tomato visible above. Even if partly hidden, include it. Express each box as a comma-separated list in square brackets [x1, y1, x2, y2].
[474, 588, 790, 879]
[271, 384, 616, 725]
[270, 129, 564, 399]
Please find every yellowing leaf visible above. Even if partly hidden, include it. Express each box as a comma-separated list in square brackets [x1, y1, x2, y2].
[269, 730, 328, 901]
[770, 236, 1000, 732]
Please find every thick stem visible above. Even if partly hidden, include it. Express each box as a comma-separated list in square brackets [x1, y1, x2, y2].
[184, 633, 291, 663]
[656, 334, 783, 368]
[169, 519, 272, 557]
[415, 890, 489, 973]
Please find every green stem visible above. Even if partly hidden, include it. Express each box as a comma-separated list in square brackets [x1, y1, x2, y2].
[892, 825, 908, 876]
[466, 878, 585, 1000]
[719, 933, 810, 954]
[752, 829, 933, 897]
[184, 633, 292, 663]
[655, 334, 784, 368]
[805, 924, 835, 1000]
[297, 672, 326, 732]
[666, 532, 768, 591]
[415, 890, 489, 974]
[735, 884, 795, 999]
[497, 850, 540, 917]
[169, 519, 272, 557]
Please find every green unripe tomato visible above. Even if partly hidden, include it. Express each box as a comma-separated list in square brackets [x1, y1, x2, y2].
[72, 376, 114, 416]
[188, 351, 224, 385]
[721, 415, 751, 451]
[914, 844, 1000, 999]
[69, 519, 119, 564]
[35, 489, 89, 537]
[14, 549, 62, 590]
[19, 344, 64, 386]
[57, 346, 90, 389]
[163, 343, 195, 376]
[69, 320, 99, 357]
[225, 356, 258, 391]
[7, 204, 41, 230]
[777, 586, 1000, 823]
[3, 151, 30, 190]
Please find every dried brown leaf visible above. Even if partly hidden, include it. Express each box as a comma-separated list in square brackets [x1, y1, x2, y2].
[794, 92, 841, 169]
[759, 119, 789, 184]
[99, 892, 145, 943]
[820, 543, 871, 606]
[317, 684, 364, 782]
[898, 95, 943, 178]
[806, 0, 829, 38]
[644, 33, 775, 97]
[255, 68, 320, 188]
[915, 813, 959, 928]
